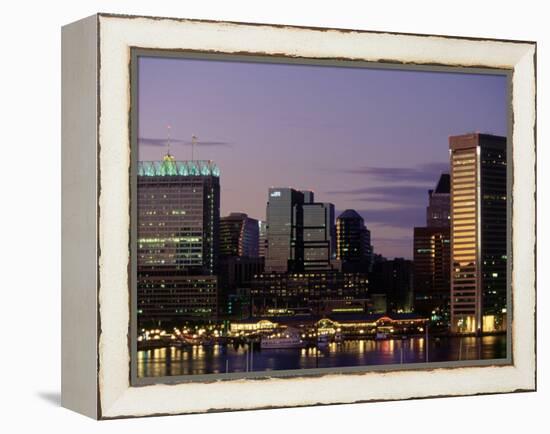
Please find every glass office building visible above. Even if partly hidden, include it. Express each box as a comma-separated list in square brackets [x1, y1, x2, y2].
[336, 209, 373, 273]
[449, 133, 507, 333]
[258, 220, 267, 258]
[265, 188, 337, 273]
[219, 212, 260, 258]
[413, 226, 451, 319]
[427, 174, 451, 228]
[265, 188, 305, 273]
[136, 154, 220, 325]
[302, 197, 336, 271]
[413, 174, 451, 320]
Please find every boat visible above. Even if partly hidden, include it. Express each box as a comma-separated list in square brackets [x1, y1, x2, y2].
[375, 332, 389, 340]
[261, 328, 304, 349]
[177, 333, 214, 347]
[178, 333, 200, 346]
[173, 340, 191, 349]
[201, 336, 215, 347]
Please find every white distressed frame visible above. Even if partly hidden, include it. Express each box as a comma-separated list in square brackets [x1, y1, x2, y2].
[63, 13, 537, 419]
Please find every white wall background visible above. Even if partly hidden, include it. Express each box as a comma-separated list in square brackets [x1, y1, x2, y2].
[0, 0, 546, 431]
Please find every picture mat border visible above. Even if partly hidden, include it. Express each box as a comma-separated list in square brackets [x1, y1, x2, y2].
[129, 48, 514, 386]
[94, 14, 535, 419]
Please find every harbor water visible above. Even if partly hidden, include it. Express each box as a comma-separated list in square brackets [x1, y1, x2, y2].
[137, 334, 507, 378]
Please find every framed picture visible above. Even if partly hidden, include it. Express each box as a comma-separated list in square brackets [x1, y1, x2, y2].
[61, 13, 536, 419]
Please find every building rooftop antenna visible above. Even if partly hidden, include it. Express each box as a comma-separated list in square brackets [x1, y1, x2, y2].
[166, 124, 172, 158]
[162, 124, 176, 162]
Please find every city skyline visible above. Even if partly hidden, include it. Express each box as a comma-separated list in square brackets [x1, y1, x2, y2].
[135, 57, 509, 377]
[137, 56, 508, 259]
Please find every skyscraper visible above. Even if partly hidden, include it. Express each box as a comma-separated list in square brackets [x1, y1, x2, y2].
[336, 210, 373, 273]
[302, 191, 336, 271]
[427, 174, 451, 227]
[265, 188, 305, 273]
[137, 154, 220, 325]
[219, 212, 260, 258]
[255, 188, 363, 316]
[258, 220, 267, 258]
[413, 174, 451, 320]
[218, 213, 263, 318]
[265, 188, 338, 273]
[413, 227, 451, 318]
[449, 133, 507, 333]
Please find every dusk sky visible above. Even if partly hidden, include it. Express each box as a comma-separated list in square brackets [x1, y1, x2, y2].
[138, 56, 507, 259]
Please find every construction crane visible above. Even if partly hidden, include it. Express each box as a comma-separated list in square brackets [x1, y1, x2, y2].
[167, 124, 171, 155]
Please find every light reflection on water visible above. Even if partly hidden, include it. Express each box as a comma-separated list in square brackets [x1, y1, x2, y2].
[137, 335, 507, 378]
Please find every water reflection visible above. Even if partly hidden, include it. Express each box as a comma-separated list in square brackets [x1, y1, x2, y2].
[137, 335, 507, 378]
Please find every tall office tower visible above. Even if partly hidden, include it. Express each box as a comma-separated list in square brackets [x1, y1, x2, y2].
[336, 209, 373, 273]
[302, 199, 336, 271]
[220, 212, 260, 258]
[427, 174, 451, 227]
[413, 173, 451, 319]
[302, 190, 315, 204]
[413, 227, 451, 318]
[218, 213, 262, 317]
[258, 220, 267, 258]
[265, 188, 305, 273]
[264, 188, 337, 273]
[136, 154, 220, 326]
[449, 133, 507, 333]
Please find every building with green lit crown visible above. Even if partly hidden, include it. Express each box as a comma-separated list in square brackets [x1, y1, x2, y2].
[137, 153, 220, 326]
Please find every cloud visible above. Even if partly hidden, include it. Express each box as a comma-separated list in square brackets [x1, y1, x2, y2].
[326, 163, 447, 214]
[337, 207, 425, 230]
[339, 161, 449, 184]
[327, 185, 429, 205]
[138, 137, 232, 147]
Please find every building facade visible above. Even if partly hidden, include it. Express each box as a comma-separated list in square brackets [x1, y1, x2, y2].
[265, 188, 305, 273]
[302, 199, 336, 271]
[413, 227, 451, 319]
[427, 174, 451, 227]
[136, 154, 221, 326]
[336, 209, 373, 273]
[265, 188, 337, 273]
[413, 173, 451, 321]
[258, 220, 267, 258]
[370, 257, 414, 313]
[137, 271, 218, 322]
[219, 256, 265, 318]
[449, 133, 507, 333]
[219, 212, 260, 258]
[250, 271, 369, 316]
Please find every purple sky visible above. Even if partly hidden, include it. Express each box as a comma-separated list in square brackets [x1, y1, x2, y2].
[138, 56, 507, 259]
